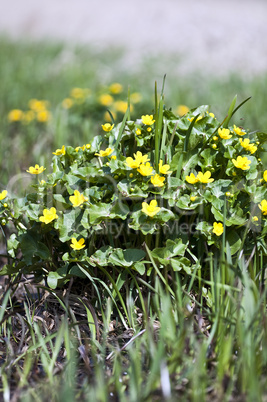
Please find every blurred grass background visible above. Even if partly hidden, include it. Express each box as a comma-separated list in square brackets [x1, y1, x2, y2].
[0, 36, 266, 189]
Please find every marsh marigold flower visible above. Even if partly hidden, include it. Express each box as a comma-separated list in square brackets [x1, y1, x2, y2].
[62, 98, 73, 109]
[101, 123, 114, 132]
[36, 110, 51, 123]
[259, 199, 267, 215]
[142, 199, 161, 217]
[95, 148, 114, 157]
[99, 94, 113, 106]
[136, 128, 141, 135]
[0, 190, 7, 201]
[27, 164, 46, 174]
[114, 101, 130, 114]
[141, 115, 155, 126]
[186, 173, 199, 184]
[109, 82, 123, 94]
[70, 238, 86, 250]
[22, 110, 35, 124]
[213, 222, 224, 236]
[197, 171, 214, 184]
[232, 156, 251, 170]
[233, 125, 246, 136]
[53, 145, 65, 156]
[218, 128, 232, 140]
[137, 162, 153, 176]
[126, 151, 149, 169]
[8, 109, 24, 122]
[130, 92, 142, 103]
[263, 170, 267, 182]
[151, 174, 165, 187]
[39, 207, 58, 224]
[176, 105, 189, 117]
[159, 160, 171, 175]
[239, 138, 257, 154]
[69, 190, 88, 207]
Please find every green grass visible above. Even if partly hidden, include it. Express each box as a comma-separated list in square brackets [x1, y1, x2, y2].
[0, 36, 267, 401]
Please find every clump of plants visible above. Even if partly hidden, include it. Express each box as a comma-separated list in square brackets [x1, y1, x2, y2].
[1, 84, 266, 304]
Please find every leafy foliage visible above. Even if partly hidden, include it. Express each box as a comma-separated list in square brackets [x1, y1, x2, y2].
[1, 93, 266, 294]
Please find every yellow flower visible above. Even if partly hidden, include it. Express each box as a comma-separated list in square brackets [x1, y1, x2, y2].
[22, 110, 35, 124]
[239, 138, 257, 154]
[70, 237, 86, 250]
[39, 207, 58, 224]
[114, 100, 129, 114]
[0, 190, 7, 201]
[188, 115, 203, 123]
[233, 125, 246, 136]
[95, 148, 114, 157]
[142, 200, 161, 217]
[99, 94, 113, 106]
[212, 144, 217, 149]
[29, 99, 49, 111]
[263, 170, 267, 182]
[101, 123, 114, 132]
[186, 173, 198, 184]
[27, 164, 46, 174]
[8, 109, 24, 122]
[259, 199, 267, 215]
[141, 115, 155, 126]
[209, 112, 215, 118]
[190, 196, 196, 202]
[69, 190, 88, 207]
[225, 192, 231, 197]
[109, 83, 123, 94]
[137, 162, 153, 176]
[176, 105, 189, 117]
[136, 128, 141, 135]
[218, 128, 232, 139]
[36, 110, 51, 123]
[125, 151, 149, 169]
[86, 144, 91, 149]
[213, 222, 224, 236]
[53, 145, 66, 156]
[62, 98, 73, 109]
[147, 127, 152, 132]
[70, 87, 89, 101]
[197, 171, 214, 184]
[151, 174, 165, 187]
[232, 156, 251, 170]
[159, 160, 171, 174]
[130, 92, 142, 103]
[252, 216, 258, 222]
[213, 136, 218, 141]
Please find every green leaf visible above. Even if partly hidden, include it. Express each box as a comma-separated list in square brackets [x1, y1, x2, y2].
[56, 208, 83, 242]
[47, 271, 62, 289]
[227, 231, 242, 255]
[18, 233, 50, 265]
[132, 261, 146, 275]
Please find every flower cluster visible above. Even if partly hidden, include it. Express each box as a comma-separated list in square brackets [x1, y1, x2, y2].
[8, 99, 51, 124]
